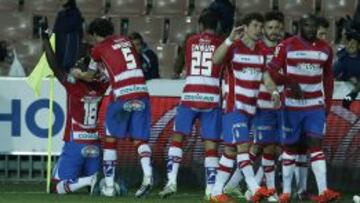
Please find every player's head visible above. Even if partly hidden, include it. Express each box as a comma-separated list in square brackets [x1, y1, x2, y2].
[345, 35, 360, 56]
[316, 16, 330, 41]
[299, 13, 318, 42]
[129, 32, 144, 53]
[87, 18, 114, 43]
[263, 11, 284, 42]
[198, 8, 219, 32]
[241, 12, 264, 41]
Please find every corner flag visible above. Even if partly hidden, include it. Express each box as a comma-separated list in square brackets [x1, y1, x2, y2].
[26, 34, 55, 97]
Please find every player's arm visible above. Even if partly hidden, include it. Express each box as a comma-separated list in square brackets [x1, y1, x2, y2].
[71, 53, 99, 82]
[41, 31, 67, 83]
[265, 43, 287, 92]
[323, 48, 334, 113]
[213, 26, 244, 65]
[268, 42, 303, 99]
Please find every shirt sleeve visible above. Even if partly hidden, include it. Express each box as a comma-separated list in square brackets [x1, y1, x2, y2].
[91, 46, 102, 62]
[323, 47, 334, 112]
[267, 43, 286, 71]
[266, 42, 288, 85]
[222, 43, 235, 64]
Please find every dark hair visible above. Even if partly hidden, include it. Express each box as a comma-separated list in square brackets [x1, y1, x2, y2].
[0, 41, 8, 62]
[87, 18, 114, 37]
[241, 12, 264, 26]
[264, 11, 284, 24]
[198, 8, 219, 31]
[128, 32, 144, 44]
[317, 16, 330, 29]
[299, 13, 318, 26]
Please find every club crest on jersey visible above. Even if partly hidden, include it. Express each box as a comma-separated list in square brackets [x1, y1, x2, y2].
[81, 145, 100, 158]
[123, 100, 145, 112]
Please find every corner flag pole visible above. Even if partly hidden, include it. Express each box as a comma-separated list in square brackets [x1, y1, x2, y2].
[26, 34, 56, 193]
[46, 75, 55, 193]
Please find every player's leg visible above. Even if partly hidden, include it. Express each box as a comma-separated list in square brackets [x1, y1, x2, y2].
[294, 140, 310, 200]
[223, 144, 261, 200]
[159, 105, 197, 198]
[102, 100, 129, 196]
[82, 144, 102, 194]
[262, 144, 277, 201]
[255, 110, 283, 201]
[129, 98, 153, 198]
[304, 109, 340, 202]
[210, 145, 237, 202]
[224, 135, 261, 194]
[210, 112, 238, 202]
[199, 108, 221, 198]
[252, 145, 264, 185]
[279, 110, 303, 203]
[212, 112, 273, 202]
[234, 113, 273, 202]
[52, 142, 95, 194]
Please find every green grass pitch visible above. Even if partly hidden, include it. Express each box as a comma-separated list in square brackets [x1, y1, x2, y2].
[0, 182, 354, 203]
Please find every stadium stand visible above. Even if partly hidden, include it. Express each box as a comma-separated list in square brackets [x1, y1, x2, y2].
[127, 16, 165, 43]
[150, 0, 189, 15]
[150, 43, 178, 78]
[0, 0, 19, 11]
[107, 0, 149, 15]
[321, 0, 358, 17]
[168, 16, 198, 44]
[14, 38, 42, 74]
[75, 0, 105, 14]
[193, 0, 214, 15]
[24, 0, 59, 13]
[278, 0, 316, 16]
[0, 12, 32, 40]
[235, 0, 272, 14]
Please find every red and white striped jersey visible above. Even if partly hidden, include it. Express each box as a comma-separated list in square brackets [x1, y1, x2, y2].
[256, 40, 284, 109]
[91, 35, 149, 101]
[223, 40, 265, 115]
[181, 32, 224, 109]
[62, 80, 108, 144]
[267, 35, 334, 110]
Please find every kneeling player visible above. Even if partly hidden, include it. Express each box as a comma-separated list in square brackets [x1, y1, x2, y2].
[41, 30, 108, 194]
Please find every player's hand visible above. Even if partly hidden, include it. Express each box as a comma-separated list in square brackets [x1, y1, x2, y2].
[271, 91, 281, 109]
[288, 82, 303, 99]
[342, 91, 358, 109]
[228, 26, 245, 42]
[39, 16, 49, 40]
[74, 56, 90, 70]
[70, 68, 83, 79]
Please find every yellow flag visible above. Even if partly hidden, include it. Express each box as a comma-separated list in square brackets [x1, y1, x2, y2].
[26, 34, 55, 97]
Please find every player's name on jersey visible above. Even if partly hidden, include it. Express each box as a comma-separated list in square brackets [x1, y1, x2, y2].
[73, 132, 99, 140]
[112, 41, 132, 50]
[191, 44, 215, 52]
[182, 93, 216, 102]
[117, 85, 148, 95]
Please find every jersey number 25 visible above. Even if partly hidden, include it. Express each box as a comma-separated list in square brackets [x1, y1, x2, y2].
[191, 51, 213, 76]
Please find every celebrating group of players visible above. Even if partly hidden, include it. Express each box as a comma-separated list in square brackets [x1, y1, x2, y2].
[41, 7, 341, 203]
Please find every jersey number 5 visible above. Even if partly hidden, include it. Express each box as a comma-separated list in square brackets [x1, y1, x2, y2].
[121, 47, 137, 70]
[191, 51, 213, 76]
